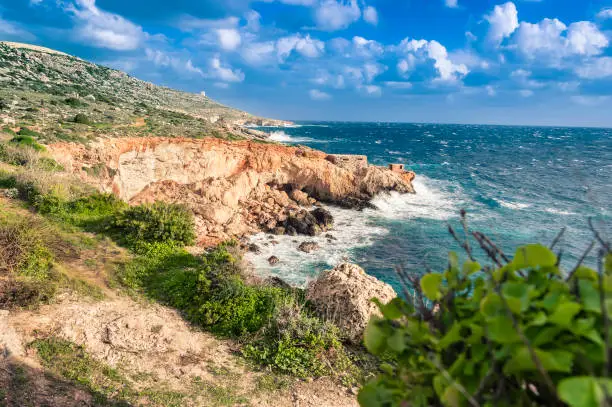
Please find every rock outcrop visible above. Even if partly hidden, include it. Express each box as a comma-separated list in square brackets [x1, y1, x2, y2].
[50, 137, 415, 246]
[306, 263, 397, 343]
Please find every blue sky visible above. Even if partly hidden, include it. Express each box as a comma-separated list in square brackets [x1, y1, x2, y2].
[2, 0, 612, 126]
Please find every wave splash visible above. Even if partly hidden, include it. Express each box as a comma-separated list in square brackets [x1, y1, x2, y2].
[269, 131, 316, 143]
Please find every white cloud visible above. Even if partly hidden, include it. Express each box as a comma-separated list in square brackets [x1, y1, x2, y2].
[66, 0, 146, 51]
[0, 16, 35, 40]
[485, 2, 519, 45]
[596, 8, 612, 20]
[309, 89, 332, 100]
[519, 89, 534, 97]
[384, 81, 413, 89]
[145, 48, 205, 76]
[214, 82, 230, 89]
[312, 70, 346, 88]
[575, 57, 612, 79]
[445, 0, 458, 9]
[351, 36, 384, 58]
[485, 85, 496, 96]
[315, 0, 361, 31]
[241, 41, 276, 65]
[566, 22, 608, 56]
[179, 15, 239, 31]
[358, 85, 382, 97]
[245, 10, 262, 31]
[209, 56, 245, 82]
[216, 28, 241, 50]
[396, 38, 469, 82]
[363, 6, 378, 25]
[277, 34, 325, 62]
[513, 19, 608, 59]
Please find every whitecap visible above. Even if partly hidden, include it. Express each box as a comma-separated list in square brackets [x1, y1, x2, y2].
[544, 208, 577, 216]
[269, 131, 316, 143]
[496, 199, 531, 210]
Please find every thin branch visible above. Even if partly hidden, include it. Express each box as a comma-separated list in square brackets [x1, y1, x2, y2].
[429, 355, 480, 407]
[566, 241, 596, 282]
[472, 232, 503, 267]
[589, 217, 611, 252]
[549, 227, 566, 250]
[496, 287, 560, 403]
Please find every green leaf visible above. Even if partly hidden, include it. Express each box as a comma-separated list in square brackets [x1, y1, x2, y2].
[512, 244, 557, 270]
[502, 282, 529, 314]
[549, 302, 582, 327]
[486, 316, 521, 344]
[387, 330, 406, 352]
[442, 385, 461, 407]
[462, 260, 481, 276]
[421, 273, 444, 301]
[480, 293, 503, 318]
[363, 318, 386, 355]
[439, 323, 462, 349]
[579, 280, 601, 314]
[378, 297, 407, 320]
[558, 377, 612, 407]
[504, 347, 573, 374]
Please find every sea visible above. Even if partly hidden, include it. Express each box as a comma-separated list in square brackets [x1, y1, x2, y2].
[245, 122, 612, 293]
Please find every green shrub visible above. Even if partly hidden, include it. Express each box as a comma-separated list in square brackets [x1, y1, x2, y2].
[243, 302, 348, 378]
[11, 134, 45, 151]
[64, 97, 87, 108]
[0, 218, 55, 278]
[360, 227, 612, 407]
[73, 113, 91, 124]
[112, 202, 196, 248]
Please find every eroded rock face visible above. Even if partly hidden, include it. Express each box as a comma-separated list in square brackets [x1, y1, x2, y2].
[298, 241, 320, 253]
[50, 137, 415, 246]
[306, 263, 397, 343]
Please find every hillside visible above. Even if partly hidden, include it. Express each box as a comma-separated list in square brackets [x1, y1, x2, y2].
[0, 42, 288, 143]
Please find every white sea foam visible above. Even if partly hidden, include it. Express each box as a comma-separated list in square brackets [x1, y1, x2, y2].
[496, 199, 531, 210]
[244, 205, 389, 287]
[544, 208, 577, 216]
[269, 131, 316, 143]
[368, 176, 462, 221]
[245, 175, 464, 285]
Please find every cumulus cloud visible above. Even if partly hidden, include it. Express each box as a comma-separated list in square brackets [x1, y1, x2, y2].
[363, 6, 378, 25]
[309, 89, 332, 100]
[358, 84, 382, 97]
[66, 0, 146, 51]
[485, 2, 519, 45]
[396, 38, 469, 82]
[596, 8, 612, 20]
[513, 19, 608, 59]
[145, 48, 205, 76]
[315, 0, 361, 31]
[575, 57, 612, 79]
[216, 28, 242, 50]
[445, 0, 459, 9]
[241, 41, 276, 65]
[351, 36, 384, 58]
[209, 56, 245, 82]
[277, 34, 325, 62]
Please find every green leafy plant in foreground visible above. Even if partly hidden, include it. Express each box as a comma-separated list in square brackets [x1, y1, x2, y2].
[360, 217, 612, 407]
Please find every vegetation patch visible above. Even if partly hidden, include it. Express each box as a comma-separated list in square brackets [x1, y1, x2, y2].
[10, 134, 45, 151]
[360, 217, 612, 407]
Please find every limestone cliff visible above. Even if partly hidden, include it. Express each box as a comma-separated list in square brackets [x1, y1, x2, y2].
[50, 137, 415, 245]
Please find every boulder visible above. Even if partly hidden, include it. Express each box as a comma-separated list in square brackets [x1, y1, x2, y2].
[247, 243, 261, 254]
[298, 241, 320, 253]
[268, 256, 280, 265]
[311, 208, 334, 229]
[306, 263, 396, 343]
[290, 189, 310, 206]
[265, 276, 292, 290]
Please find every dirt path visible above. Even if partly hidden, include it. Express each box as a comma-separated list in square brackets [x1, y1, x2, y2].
[1, 297, 358, 406]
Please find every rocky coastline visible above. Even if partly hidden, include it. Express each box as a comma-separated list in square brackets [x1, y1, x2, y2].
[49, 136, 416, 247]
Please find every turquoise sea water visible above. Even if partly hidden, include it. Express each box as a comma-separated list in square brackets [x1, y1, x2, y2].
[245, 123, 611, 293]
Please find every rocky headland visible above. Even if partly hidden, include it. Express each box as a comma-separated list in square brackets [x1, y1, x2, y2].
[49, 136, 416, 246]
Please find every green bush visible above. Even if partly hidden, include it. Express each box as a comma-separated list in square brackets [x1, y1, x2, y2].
[73, 113, 91, 124]
[11, 134, 45, 151]
[112, 202, 196, 248]
[64, 97, 87, 108]
[360, 229, 612, 407]
[243, 302, 349, 378]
